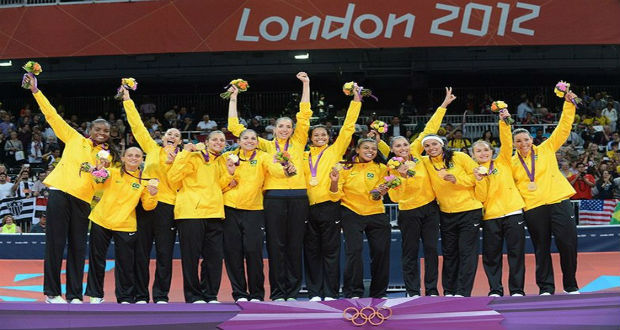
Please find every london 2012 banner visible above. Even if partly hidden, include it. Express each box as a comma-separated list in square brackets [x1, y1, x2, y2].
[0, 0, 619, 59]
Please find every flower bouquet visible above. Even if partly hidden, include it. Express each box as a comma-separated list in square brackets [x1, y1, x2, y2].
[370, 175, 402, 200]
[490, 100, 514, 125]
[21, 61, 42, 89]
[554, 80, 581, 105]
[228, 153, 240, 166]
[114, 78, 138, 100]
[96, 150, 112, 163]
[342, 81, 378, 101]
[147, 179, 159, 187]
[387, 157, 416, 177]
[220, 79, 249, 99]
[275, 151, 296, 176]
[370, 120, 388, 134]
[91, 168, 110, 183]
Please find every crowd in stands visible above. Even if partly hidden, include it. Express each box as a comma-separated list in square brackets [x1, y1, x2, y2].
[0, 88, 619, 233]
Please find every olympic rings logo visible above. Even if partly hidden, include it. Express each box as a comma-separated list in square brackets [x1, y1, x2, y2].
[343, 306, 393, 326]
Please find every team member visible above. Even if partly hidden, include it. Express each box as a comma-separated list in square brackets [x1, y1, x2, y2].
[223, 86, 291, 302]
[303, 84, 362, 302]
[422, 132, 483, 297]
[511, 91, 579, 295]
[472, 108, 526, 297]
[377, 87, 455, 297]
[333, 138, 390, 299]
[228, 72, 312, 301]
[168, 132, 236, 303]
[121, 87, 181, 304]
[85, 147, 158, 304]
[24, 74, 119, 304]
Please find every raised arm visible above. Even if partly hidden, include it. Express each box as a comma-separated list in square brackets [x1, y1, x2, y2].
[122, 89, 158, 153]
[226, 87, 271, 150]
[291, 72, 313, 147]
[25, 75, 80, 143]
[541, 93, 577, 152]
[332, 99, 362, 157]
[410, 87, 455, 156]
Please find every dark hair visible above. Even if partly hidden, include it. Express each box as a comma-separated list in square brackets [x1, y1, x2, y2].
[512, 128, 531, 137]
[342, 138, 381, 167]
[91, 119, 121, 165]
[239, 129, 257, 138]
[310, 125, 330, 138]
[441, 146, 454, 169]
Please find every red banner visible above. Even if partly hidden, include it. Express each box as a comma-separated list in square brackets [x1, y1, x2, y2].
[0, 0, 619, 59]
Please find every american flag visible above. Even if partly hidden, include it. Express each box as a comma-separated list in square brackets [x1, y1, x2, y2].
[578, 199, 618, 225]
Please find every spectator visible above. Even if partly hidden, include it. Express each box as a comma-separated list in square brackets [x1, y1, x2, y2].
[590, 92, 606, 111]
[387, 116, 404, 138]
[180, 117, 194, 132]
[479, 130, 498, 148]
[196, 115, 218, 131]
[560, 160, 576, 178]
[264, 118, 276, 140]
[447, 129, 471, 149]
[139, 97, 156, 116]
[0, 113, 15, 136]
[593, 108, 609, 126]
[607, 141, 619, 159]
[607, 132, 620, 151]
[0, 214, 21, 234]
[247, 117, 264, 134]
[517, 95, 534, 120]
[399, 94, 417, 116]
[0, 173, 12, 200]
[602, 102, 618, 131]
[11, 166, 32, 198]
[521, 112, 539, 125]
[4, 131, 24, 167]
[30, 214, 46, 233]
[569, 163, 596, 199]
[29, 133, 44, 164]
[533, 129, 545, 145]
[32, 171, 48, 197]
[539, 108, 555, 124]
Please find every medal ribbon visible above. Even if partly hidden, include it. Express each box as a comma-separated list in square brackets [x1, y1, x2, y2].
[308, 148, 327, 178]
[201, 150, 220, 163]
[517, 147, 536, 183]
[275, 139, 290, 153]
[488, 160, 494, 175]
[238, 150, 257, 162]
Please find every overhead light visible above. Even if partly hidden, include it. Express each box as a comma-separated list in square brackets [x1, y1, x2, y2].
[294, 53, 309, 60]
[0, 60, 12, 67]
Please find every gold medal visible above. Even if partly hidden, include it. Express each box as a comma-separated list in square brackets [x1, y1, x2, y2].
[527, 182, 537, 191]
[437, 168, 447, 179]
[309, 176, 319, 186]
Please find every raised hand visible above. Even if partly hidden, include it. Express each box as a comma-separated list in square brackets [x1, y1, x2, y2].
[146, 185, 158, 196]
[440, 87, 456, 108]
[367, 130, 380, 142]
[23, 74, 39, 93]
[296, 72, 310, 83]
[329, 168, 340, 182]
[121, 86, 130, 101]
[183, 143, 197, 152]
[228, 85, 239, 97]
[499, 108, 511, 120]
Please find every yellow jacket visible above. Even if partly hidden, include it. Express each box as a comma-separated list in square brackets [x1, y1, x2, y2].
[168, 150, 233, 219]
[123, 100, 177, 205]
[304, 101, 361, 205]
[33, 91, 106, 203]
[423, 152, 483, 213]
[384, 107, 446, 210]
[228, 102, 312, 190]
[222, 149, 288, 210]
[511, 101, 577, 211]
[474, 121, 526, 220]
[89, 167, 158, 232]
[336, 162, 388, 216]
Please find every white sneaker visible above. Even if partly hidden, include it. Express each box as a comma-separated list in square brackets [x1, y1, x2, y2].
[309, 296, 322, 302]
[540, 292, 552, 296]
[286, 298, 296, 301]
[406, 294, 420, 298]
[90, 297, 104, 304]
[236, 298, 248, 302]
[454, 295, 464, 297]
[273, 298, 285, 302]
[489, 294, 501, 297]
[445, 294, 454, 297]
[379, 296, 388, 299]
[249, 299, 261, 302]
[566, 290, 580, 295]
[69, 298, 82, 304]
[136, 300, 147, 304]
[155, 301, 168, 304]
[192, 300, 207, 304]
[208, 300, 221, 304]
[511, 293, 524, 297]
[323, 297, 336, 301]
[121, 302, 130, 304]
[45, 296, 67, 304]
[429, 295, 438, 297]
[350, 296, 360, 299]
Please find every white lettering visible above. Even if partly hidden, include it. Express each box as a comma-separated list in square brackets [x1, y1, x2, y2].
[430, 4, 460, 37]
[321, 3, 355, 40]
[385, 13, 415, 38]
[496, 2, 510, 36]
[259, 16, 289, 41]
[235, 8, 259, 42]
[353, 13, 383, 39]
[512, 2, 539, 36]
[291, 15, 321, 40]
[460, 3, 492, 37]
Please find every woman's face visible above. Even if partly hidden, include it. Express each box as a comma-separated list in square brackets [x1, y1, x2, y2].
[484, 131, 492, 139]
[4, 216, 13, 225]
[90, 122, 111, 143]
[514, 133, 532, 154]
[310, 127, 329, 147]
[356, 141, 378, 162]
[208, 133, 226, 153]
[603, 170, 611, 180]
[162, 128, 182, 147]
[122, 147, 144, 170]
[10, 132, 17, 139]
[423, 139, 443, 158]
[239, 131, 258, 151]
[274, 118, 293, 140]
[473, 142, 493, 163]
[391, 137, 410, 158]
